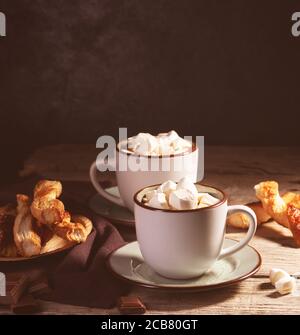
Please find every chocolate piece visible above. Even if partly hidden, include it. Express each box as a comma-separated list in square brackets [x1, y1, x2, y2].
[118, 296, 146, 315]
[0, 273, 30, 305]
[28, 276, 52, 298]
[11, 294, 39, 314]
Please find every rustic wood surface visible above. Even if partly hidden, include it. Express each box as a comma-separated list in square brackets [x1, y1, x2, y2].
[1, 145, 300, 315]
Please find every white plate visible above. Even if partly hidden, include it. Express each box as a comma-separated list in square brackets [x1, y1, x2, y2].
[106, 239, 261, 291]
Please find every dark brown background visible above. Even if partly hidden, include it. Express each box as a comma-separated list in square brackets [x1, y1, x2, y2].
[0, 1, 299, 181]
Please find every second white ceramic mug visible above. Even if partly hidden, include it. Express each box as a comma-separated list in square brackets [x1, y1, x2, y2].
[134, 183, 257, 279]
[90, 140, 199, 211]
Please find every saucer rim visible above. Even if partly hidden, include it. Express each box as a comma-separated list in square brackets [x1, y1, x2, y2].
[105, 238, 262, 292]
[88, 191, 135, 226]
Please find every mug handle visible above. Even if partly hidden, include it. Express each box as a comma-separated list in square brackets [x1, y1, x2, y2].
[89, 161, 125, 207]
[218, 205, 257, 259]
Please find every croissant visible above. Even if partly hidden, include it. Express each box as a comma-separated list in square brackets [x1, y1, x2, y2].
[287, 205, 300, 246]
[14, 194, 41, 257]
[54, 211, 93, 243]
[254, 181, 289, 227]
[282, 192, 300, 208]
[227, 188, 300, 230]
[35, 221, 54, 246]
[226, 201, 271, 229]
[31, 180, 65, 226]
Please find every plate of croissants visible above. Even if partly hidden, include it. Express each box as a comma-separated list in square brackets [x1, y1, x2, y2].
[0, 180, 93, 261]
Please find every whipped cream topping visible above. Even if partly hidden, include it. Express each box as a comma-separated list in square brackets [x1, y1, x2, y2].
[142, 177, 220, 210]
[123, 130, 192, 156]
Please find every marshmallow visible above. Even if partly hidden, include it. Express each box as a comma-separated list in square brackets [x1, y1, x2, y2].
[126, 131, 191, 156]
[127, 137, 139, 152]
[292, 272, 300, 278]
[143, 178, 220, 210]
[269, 268, 290, 286]
[167, 130, 179, 142]
[176, 177, 198, 197]
[157, 132, 168, 137]
[157, 137, 173, 155]
[169, 189, 198, 210]
[144, 189, 158, 202]
[275, 276, 296, 295]
[134, 133, 159, 155]
[172, 137, 192, 153]
[157, 180, 177, 199]
[269, 268, 296, 295]
[198, 193, 220, 207]
[147, 192, 169, 209]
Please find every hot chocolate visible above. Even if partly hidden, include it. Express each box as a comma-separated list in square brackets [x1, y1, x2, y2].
[121, 130, 192, 156]
[142, 177, 220, 210]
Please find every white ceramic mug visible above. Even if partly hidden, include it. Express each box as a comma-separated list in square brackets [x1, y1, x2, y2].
[134, 183, 257, 279]
[90, 140, 198, 211]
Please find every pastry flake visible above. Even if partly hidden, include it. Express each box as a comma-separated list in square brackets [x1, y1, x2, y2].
[14, 194, 42, 257]
[254, 181, 289, 227]
[30, 180, 65, 226]
[282, 192, 300, 207]
[54, 212, 93, 243]
[0, 179, 93, 259]
[287, 204, 300, 246]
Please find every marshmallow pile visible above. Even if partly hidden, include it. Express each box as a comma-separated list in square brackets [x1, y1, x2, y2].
[126, 130, 192, 156]
[142, 177, 219, 210]
[269, 268, 296, 295]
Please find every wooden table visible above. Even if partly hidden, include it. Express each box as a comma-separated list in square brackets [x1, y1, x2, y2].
[1, 145, 300, 314]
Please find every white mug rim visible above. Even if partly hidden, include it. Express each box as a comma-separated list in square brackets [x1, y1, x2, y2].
[134, 182, 227, 213]
[117, 139, 198, 159]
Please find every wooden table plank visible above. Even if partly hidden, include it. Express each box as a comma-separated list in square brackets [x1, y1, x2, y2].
[1, 145, 299, 314]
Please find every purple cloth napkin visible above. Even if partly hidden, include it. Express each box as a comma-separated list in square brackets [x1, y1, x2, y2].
[48, 214, 129, 308]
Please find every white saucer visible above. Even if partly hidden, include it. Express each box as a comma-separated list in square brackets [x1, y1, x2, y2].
[106, 239, 261, 291]
[89, 186, 135, 227]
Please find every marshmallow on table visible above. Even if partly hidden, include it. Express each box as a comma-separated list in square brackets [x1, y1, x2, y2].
[157, 180, 177, 199]
[269, 268, 296, 295]
[169, 189, 198, 210]
[269, 268, 290, 286]
[176, 176, 198, 198]
[147, 192, 169, 209]
[275, 276, 296, 295]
